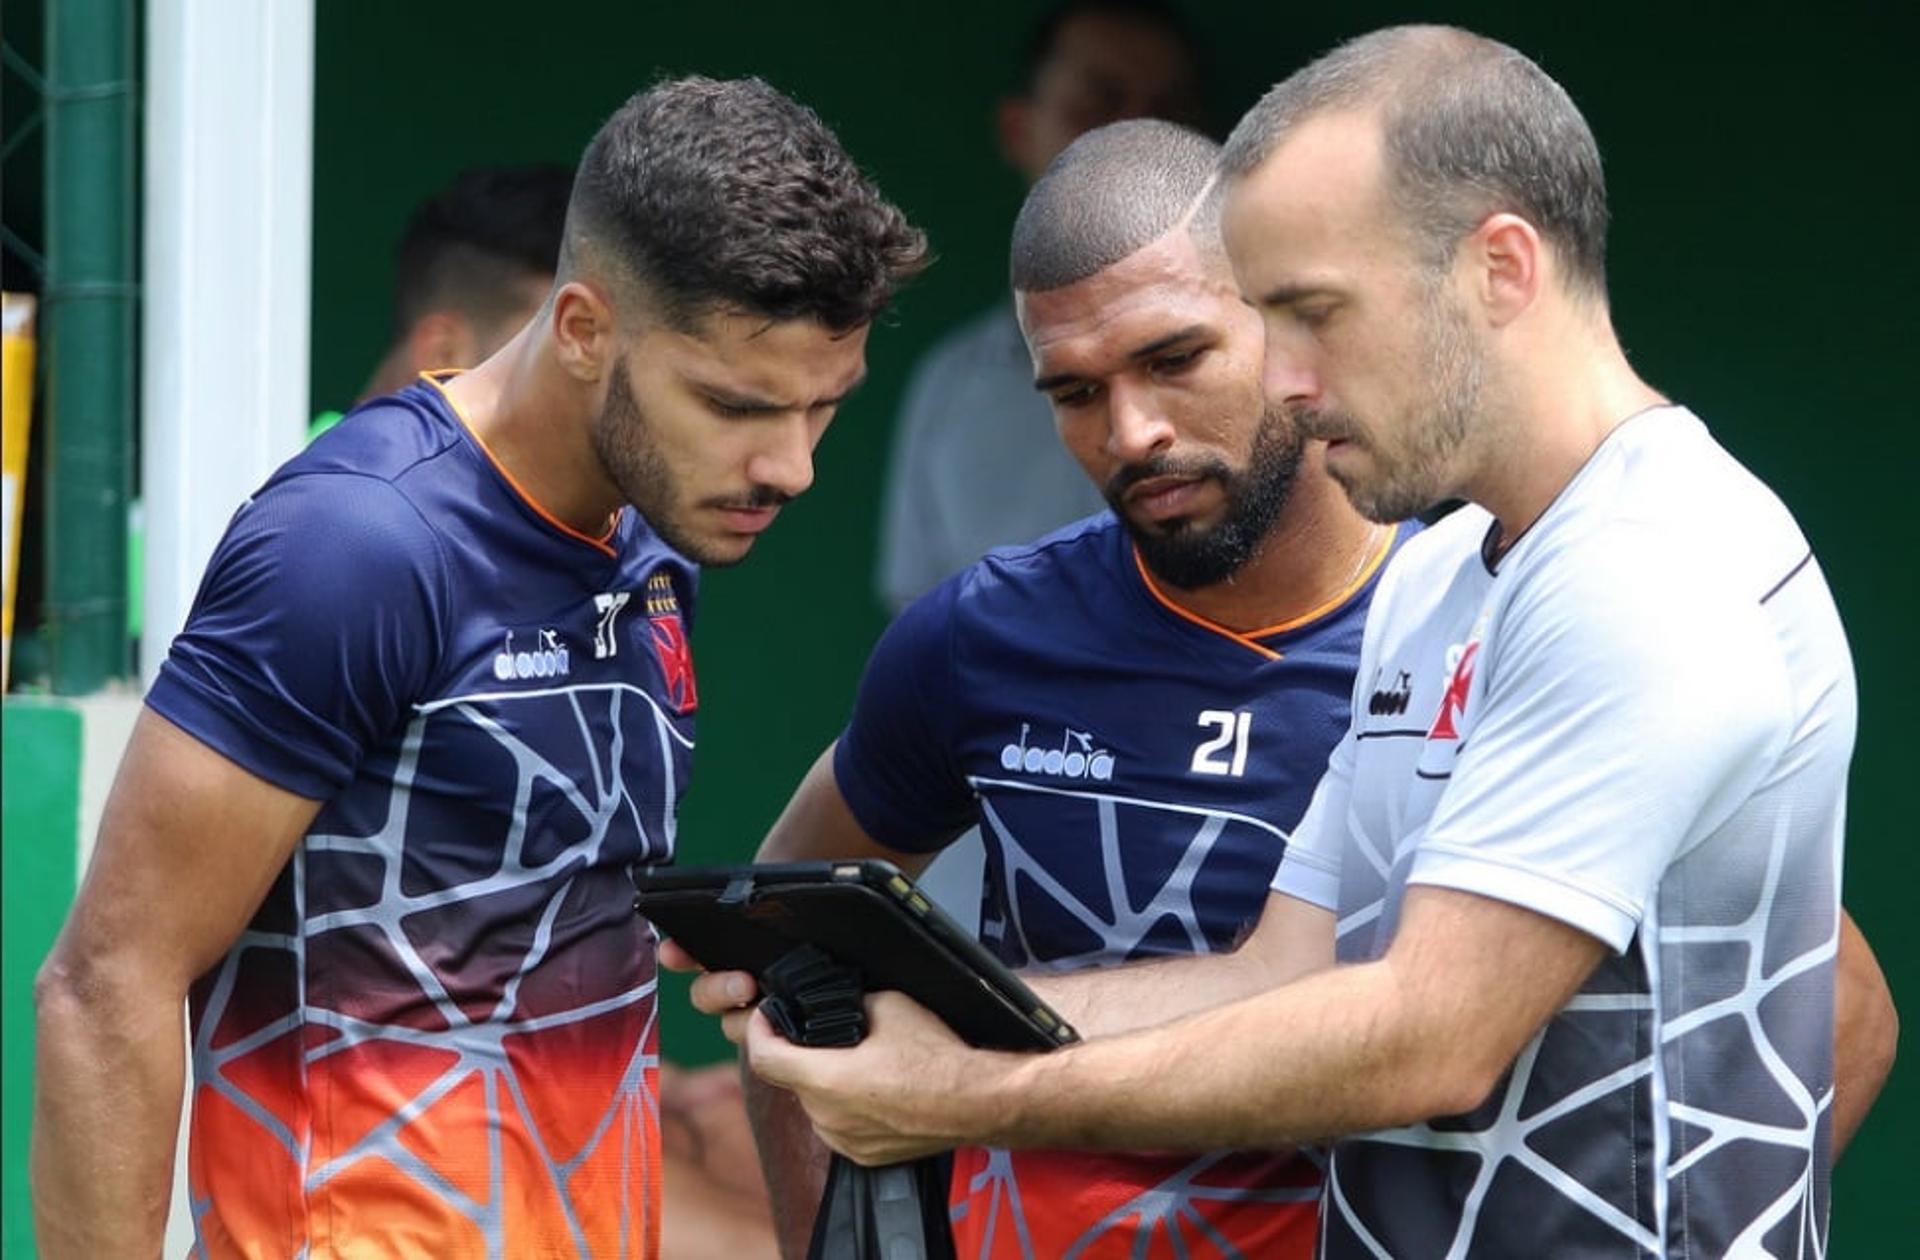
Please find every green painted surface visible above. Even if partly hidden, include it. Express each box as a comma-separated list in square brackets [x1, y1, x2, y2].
[2, 699, 82, 1260]
[42, 0, 136, 691]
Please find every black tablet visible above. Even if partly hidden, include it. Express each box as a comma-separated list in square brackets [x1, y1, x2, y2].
[633, 859, 1079, 1052]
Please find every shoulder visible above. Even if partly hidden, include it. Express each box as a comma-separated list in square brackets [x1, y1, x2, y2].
[955, 513, 1121, 609]
[1528, 407, 1812, 602]
[293, 380, 465, 484]
[1364, 506, 1491, 628]
[1390, 505, 1490, 580]
[1491, 517, 1791, 729]
[877, 513, 1121, 659]
[219, 445, 453, 618]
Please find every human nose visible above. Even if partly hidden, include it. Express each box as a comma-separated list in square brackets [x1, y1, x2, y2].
[746, 415, 817, 498]
[1260, 328, 1320, 411]
[1105, 384, 1175, 464]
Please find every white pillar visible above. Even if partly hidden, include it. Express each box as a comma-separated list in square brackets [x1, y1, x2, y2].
[141, 0, 314, 684]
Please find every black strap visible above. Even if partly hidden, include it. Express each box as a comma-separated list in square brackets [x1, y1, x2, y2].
[758, 944, 956, 1260]
[806, 1153, 955, 1260]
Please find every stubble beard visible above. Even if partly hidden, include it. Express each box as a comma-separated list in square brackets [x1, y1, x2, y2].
[593, 361, 720, 566]
[1306, 281, 1486, 525]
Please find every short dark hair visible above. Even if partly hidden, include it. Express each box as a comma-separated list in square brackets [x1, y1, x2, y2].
[1010, 118, 1221, 292]
[391, 164, 572, 340]
[564, 76, 928, 333]
[1222, 25, 1610, 298]
[1019, 0, 1203, 95]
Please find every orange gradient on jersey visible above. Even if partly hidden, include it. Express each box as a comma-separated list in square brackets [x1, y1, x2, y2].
[950, 1147, 1320, 1259]
[188, 1002, 660, 1257]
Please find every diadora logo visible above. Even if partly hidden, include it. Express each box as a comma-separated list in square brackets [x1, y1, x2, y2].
[494, 628, 571, 682]
[1368, 669, 1413, 716]
[1000, 723, 1115, 781]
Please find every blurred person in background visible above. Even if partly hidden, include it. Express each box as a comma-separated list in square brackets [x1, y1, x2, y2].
[312, 163, 574, 439]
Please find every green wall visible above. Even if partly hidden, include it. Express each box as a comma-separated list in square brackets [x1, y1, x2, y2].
[311, 0, 1917, 1248]
[2, 702, 82, 1258]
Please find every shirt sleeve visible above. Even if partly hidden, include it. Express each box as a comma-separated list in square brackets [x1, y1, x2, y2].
[832, 577, 978, 852]
[145, 471, 450, 800]
[1409, 533, 1794, 952]
[1270, 716, 1353, 912]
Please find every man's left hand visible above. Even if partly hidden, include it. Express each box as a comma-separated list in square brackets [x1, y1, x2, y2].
[744, 989, 1007, 1166]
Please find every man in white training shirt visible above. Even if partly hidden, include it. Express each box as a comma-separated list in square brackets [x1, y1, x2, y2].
[714, 23, 1898, 1258]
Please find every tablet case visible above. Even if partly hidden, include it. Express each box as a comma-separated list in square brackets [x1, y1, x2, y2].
[632, 859, 1078, 1052]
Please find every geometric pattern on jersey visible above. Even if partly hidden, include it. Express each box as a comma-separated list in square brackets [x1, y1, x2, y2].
[970, 776, 1292, 969]
[1326, 755, 1837, 1260]
[186, 684, 684, 1260]
[951, 1146, 1322, 1260]
[834, 513, 1414, 1260]
[150, 378, 696, 1259]
[1289, 410, 1849, 1258]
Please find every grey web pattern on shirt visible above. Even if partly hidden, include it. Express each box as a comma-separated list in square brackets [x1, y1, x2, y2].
[955, 1148, 1325, 1260]
[962, 777, 1311, 1253]
[190, 683, 688, 1259]
[968, 775, 1288, 970]
[1326, 809, 1835, 1259]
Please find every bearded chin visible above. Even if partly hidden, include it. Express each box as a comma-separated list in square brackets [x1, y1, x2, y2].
[1120, 406, 1304, 590]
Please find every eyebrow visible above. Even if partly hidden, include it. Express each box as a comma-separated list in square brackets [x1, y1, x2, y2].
[705, 374, 868, 414]
[1254, 283, 1339, 308]
[1032, 324, 1210, 393]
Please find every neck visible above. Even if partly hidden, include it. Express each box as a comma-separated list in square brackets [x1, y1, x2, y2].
[1149, 461, 1386, 635]
[1462, 305, 1665, 546]
[441, 324, 624, 536]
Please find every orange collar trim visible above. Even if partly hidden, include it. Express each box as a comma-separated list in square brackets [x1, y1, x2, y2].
[422, 371, 622, 557]
[1131, 522, 1400, 660]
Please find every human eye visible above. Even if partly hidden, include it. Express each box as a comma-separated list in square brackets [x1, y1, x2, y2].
[706, 395, 764, 419]
[1151, 347, 1204, 376]
[1049, 382, 1100, 409]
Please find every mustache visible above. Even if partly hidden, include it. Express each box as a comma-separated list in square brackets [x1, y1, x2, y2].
[1104, 453, 1233, 501]
[705, 485, 793, 511]
[1287, 404, 1358, 445]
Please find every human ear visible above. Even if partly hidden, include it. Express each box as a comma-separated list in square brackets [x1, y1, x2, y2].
[551, 281, 614, 383]
[405, 311, 475, 373]
[1473, 213, 1542, 327]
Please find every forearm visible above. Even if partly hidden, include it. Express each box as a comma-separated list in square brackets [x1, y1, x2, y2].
[1027, 946, 1277, 1039]
[972, 959, 1482, 1153]
[32, 975, 188, 1259]
[1832, 911, 1898, 1156]
[1028, 893, 1335, 1038]
[742, 1063, 831, 1260]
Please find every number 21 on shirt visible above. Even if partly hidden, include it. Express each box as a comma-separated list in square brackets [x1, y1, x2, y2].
[1190, 709, 1252, 777]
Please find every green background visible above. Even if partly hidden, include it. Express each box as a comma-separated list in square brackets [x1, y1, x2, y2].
[1, 705, 81, 1259]
[308, 0, 1918, 1247]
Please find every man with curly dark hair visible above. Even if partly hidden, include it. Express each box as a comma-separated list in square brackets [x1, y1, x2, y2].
[31, 76, 925, 1260]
